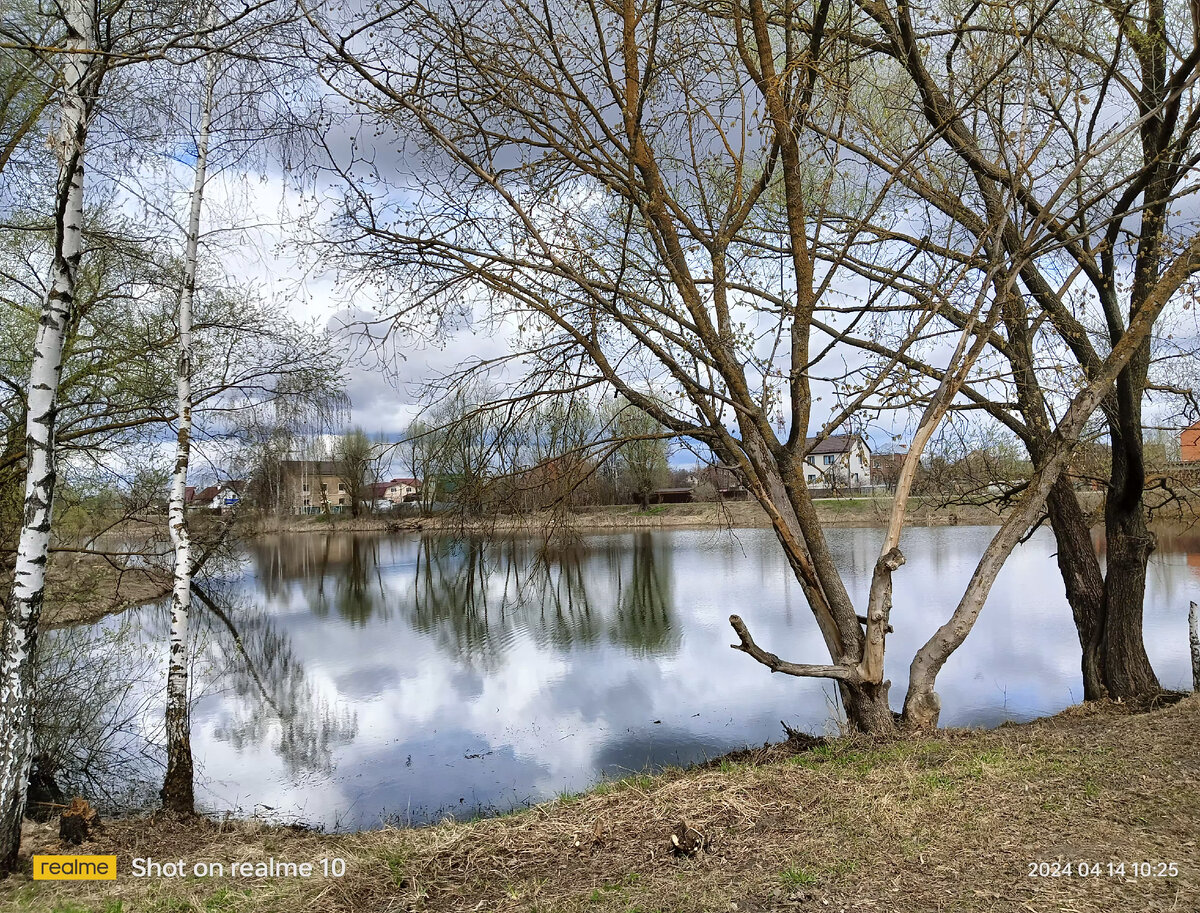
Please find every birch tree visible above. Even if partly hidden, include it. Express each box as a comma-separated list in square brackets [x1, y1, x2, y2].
[161, 39, 217, 817]
[1, 0, 323, 862]
[0, 0, 107, 870]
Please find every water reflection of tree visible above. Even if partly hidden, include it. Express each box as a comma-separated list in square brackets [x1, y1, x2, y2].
[610, 533, 679, 654]
[404, 534, 679, 667]
[193, 584, 358, 778]
[332, 537, 386, 626]
[249, 534, 388, 626]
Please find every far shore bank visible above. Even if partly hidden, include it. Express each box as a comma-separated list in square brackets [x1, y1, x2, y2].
[249, 496, 1024, 536]
[41, 489, 1200, 631]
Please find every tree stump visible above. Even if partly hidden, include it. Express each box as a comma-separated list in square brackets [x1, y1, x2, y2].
[669, 820, 705, 856]
[59, 798, 101, 845]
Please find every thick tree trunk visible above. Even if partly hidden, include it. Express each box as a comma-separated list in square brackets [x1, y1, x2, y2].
[0, 0, 96, 872]
[162, 56, 214, 816]
[1097, 335, 1160, 701]
[1044, 478, 1107, 700]
[1004, 290, 1109, 702]
[1100, 496, 1160, 699]
[840, 682, 894, 733]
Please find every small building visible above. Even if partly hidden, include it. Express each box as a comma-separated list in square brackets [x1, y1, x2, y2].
[802, 434, 871, 489]
[870, 451, 907, 490]
[650, 487, 694, 504]
[1182, 421, 1200, 462]
[383, 478, 421, 502]
[279, 460, 352, 514]
[192, 481, 245, 512]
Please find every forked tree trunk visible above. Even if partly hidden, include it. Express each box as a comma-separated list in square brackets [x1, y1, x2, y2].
[902, 235, 1200, 727]
[0, 0, 97, 872]
[162, 55, 215, 816]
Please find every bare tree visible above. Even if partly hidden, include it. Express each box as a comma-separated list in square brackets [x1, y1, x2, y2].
[332, 427, 375, 518]
[302, 0, 1200, 733]
[612, 402, 669, 510]
[825, 0, 1200, 701]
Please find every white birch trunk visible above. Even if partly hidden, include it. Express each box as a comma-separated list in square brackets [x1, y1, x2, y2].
[1189, 601, 1199, 693]
[0, 0, 97, 870]
[162, 53, 216, 816]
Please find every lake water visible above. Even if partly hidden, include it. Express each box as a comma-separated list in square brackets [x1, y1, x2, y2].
[68, 525, 1198, 829]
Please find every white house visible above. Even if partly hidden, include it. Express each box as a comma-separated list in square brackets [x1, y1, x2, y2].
[802, 434, 871, 489]
[383, 478, 421, 502]
[190, 481, 244, 511]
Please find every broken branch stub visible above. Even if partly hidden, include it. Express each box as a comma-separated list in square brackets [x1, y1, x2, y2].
[729, 615, 858, 681]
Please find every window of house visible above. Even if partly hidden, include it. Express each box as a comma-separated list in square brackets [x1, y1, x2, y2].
[807, 474, 816, 482]
[338, 482, 346, 492]
[338, 497, 346, 505]
[320, 483, 328, 492]
[302, 496, 311, 507]
[302, 482, 309, 493]
[823, 454, 835, 465]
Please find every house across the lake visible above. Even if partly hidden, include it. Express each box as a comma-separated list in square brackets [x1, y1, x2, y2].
[802, 434, 871, 490]
[280, 460, 351, 514]
[188, 480, 245, 512]
[1182, 420, 1200, 462]
[383, 478, 421, 502]
[650, 487, 694, 505]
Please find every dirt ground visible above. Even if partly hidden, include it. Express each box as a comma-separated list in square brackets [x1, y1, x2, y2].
[3, 696, 1197, 913]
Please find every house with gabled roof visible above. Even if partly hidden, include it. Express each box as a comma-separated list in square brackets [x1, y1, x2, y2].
[802, 434, 871, 489]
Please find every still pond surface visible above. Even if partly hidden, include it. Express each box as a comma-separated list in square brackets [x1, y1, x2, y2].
[85, 525, 1197, 829]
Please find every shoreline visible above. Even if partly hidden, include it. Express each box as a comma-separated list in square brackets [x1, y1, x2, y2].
[5, 695, 1196, 912]
[248, 497, 1021, 536]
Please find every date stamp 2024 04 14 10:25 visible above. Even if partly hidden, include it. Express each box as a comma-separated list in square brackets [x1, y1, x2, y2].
[1027, 861, 1180, 878]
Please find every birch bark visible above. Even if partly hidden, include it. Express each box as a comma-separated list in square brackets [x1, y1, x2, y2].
[161, 51, 216, 816]
[0, 0, 100, 871]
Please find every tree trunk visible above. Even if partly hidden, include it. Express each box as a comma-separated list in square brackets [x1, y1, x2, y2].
[1044, 478, 1107, 700]
[901, 259, 1198, 727]
[840, 682, 894, 733]
[0, 0, 96, 872]
[162, 51, 215, 816]
[735, 431, 896, 736]
[1097, 337, 1160, 701]
[1100, 496, 1160, 699]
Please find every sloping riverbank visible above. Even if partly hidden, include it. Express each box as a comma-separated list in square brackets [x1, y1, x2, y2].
[4, 696, 1196, 913]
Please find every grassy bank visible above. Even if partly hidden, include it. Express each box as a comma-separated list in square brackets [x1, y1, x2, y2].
[4, 697, 1196, 913]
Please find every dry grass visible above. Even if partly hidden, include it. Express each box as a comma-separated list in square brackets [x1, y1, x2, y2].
[4, 697, 1198, 913]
